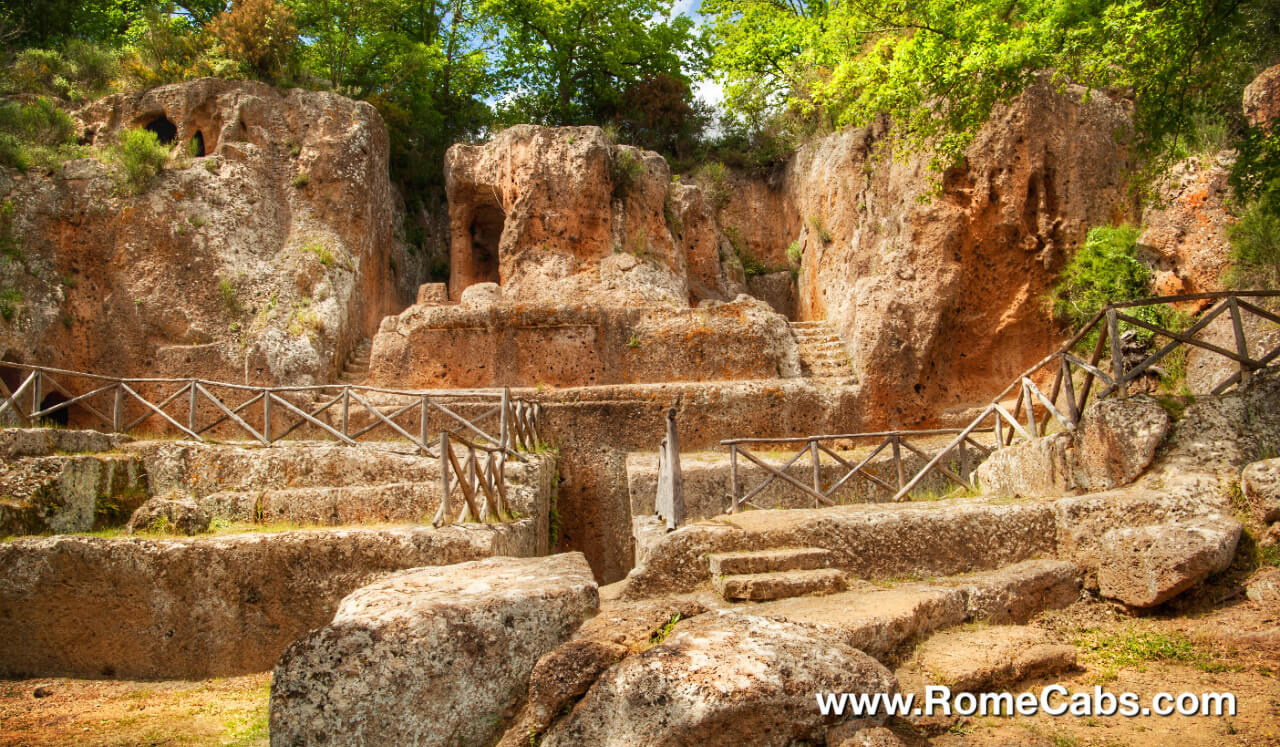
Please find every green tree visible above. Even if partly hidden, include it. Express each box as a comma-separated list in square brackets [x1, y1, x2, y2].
[482, 0, 707, 126]
[704, 0, 1280, 177]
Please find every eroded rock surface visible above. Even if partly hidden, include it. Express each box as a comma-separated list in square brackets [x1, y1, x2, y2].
[1096, 518, 1241, 607]
[540, 611, 896, 747]
[270, 553, 597, 747]
[1, 78, 415, 387]
[1242, 457, 1280, 524]
[126, 497, 209, 535]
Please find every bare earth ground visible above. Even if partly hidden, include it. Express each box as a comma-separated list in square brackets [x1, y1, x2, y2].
[0, 674, 268, 746]
[920, 597, 1280, 747]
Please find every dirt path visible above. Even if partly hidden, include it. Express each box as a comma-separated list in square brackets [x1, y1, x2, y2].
[0, 673, 268, 746]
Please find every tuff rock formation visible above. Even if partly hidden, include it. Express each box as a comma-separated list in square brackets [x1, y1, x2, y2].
[0, 78, 416, 387]
[782, 78, 1136, 425]
[269, 553, 598, 746]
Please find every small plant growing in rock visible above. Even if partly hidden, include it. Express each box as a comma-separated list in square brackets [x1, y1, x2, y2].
[288, 142, 301, 157]
[611, 148, 644, 199]
[303, 241, 334, 267]
[786, 241, 802, 266]
[218, 277, 243, 316]
[808, 215, 832, 244]
[647, 613, 681, 648]
[292, 171, 310, 188]
[203, 159, 219, 175]
[627, 333, 641, 349]
[0, 288, 22, 321]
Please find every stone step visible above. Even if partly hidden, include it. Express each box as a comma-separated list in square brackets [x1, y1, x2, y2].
[714, 568, 847, 601]
[746, 559, 1082, 661]
[708, 547, 834, 576]
[789, 321, 829, 329]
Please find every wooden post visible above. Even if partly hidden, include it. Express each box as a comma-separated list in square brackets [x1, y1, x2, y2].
[341, 387, 349, 438]
[1228, 296, 1252, 389]
[188, 380, 197, 433]
[728, 444, 740, 513]
[1061, 357, 1080, 426]
[892, 436, 905, 491]
[31, 372, 42, 421]
[113, 383, 124, 433]
[654, 408, 685, 530]
[810, 440, 821, 499]
[500, 388, 511, 452]
[419, 395, 428, 451]
[263, 391, 272, 444]
[959, 438, 970, 485]
[1108, 309, 1126, 399]
[435, 431, 451, 526]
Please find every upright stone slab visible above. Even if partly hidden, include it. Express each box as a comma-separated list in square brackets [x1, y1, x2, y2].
[269, 553, 598, 746]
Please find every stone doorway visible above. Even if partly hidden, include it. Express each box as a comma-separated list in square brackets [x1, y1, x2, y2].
[461, 201, 503, 289]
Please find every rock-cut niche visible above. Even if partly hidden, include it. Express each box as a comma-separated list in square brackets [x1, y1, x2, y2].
[462, 200, 503, 287]
[144, 115, 178, 146]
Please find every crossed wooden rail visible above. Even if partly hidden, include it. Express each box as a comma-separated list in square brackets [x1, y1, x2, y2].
[716, 290, 1280, 513]
[720, 428, 995, 512]
[0, 362, 545, 526]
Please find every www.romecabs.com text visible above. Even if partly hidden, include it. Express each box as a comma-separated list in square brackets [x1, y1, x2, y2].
[817, 685, 1237, 718]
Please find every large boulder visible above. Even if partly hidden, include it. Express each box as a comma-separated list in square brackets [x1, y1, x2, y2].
[1, 78, 414, 386]
[269, 553, 598, 747]
[1074, 396, 1170, 490]
[1242, 457, 1280, 524]
[1096, 518, 1241, 607]
[540, 611, 897, 747]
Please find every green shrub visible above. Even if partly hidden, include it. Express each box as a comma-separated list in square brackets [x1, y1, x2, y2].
[1053, 225, 1188, 349]
[108, 128, 170, 194]
[0, 97, 80, 171]
[1226, 187, 1280, 290]
[5, 43, 119, 101]
[611, 148, 644, 198]
[693, 161, 731, 210]
[292, 171, 310, 188]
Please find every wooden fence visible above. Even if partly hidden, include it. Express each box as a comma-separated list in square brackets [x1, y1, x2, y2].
[0, 363, 545, 526]
[715, 291, 1280, 515]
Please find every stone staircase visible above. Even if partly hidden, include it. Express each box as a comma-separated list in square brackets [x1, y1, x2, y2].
[709, 547, 846, 601]
[339, 338, 372, 384]
[789, 320, 854, 381]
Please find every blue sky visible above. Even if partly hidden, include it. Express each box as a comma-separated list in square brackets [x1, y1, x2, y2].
[670, 0, 725, 109]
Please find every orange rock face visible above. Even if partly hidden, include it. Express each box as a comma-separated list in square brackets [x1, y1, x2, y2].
[1243, 63, 1280, 131]
[780, 81, 1137, 426]
[444, 126, 689, 307]
[0, 79, 415, 387]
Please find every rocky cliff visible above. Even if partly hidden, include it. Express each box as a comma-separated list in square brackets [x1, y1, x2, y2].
[0, 78, 415, 386]
[778, 80, 1137, 425]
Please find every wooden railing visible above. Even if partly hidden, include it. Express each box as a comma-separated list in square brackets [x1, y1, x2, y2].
[712, 291, 1280, 515]
[721, 428, 994, 512]
[0, 363, 546, 526]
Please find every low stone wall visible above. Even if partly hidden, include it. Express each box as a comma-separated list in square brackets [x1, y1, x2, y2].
[368, 298, 800, 389]
[0, 522, 539, 679]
